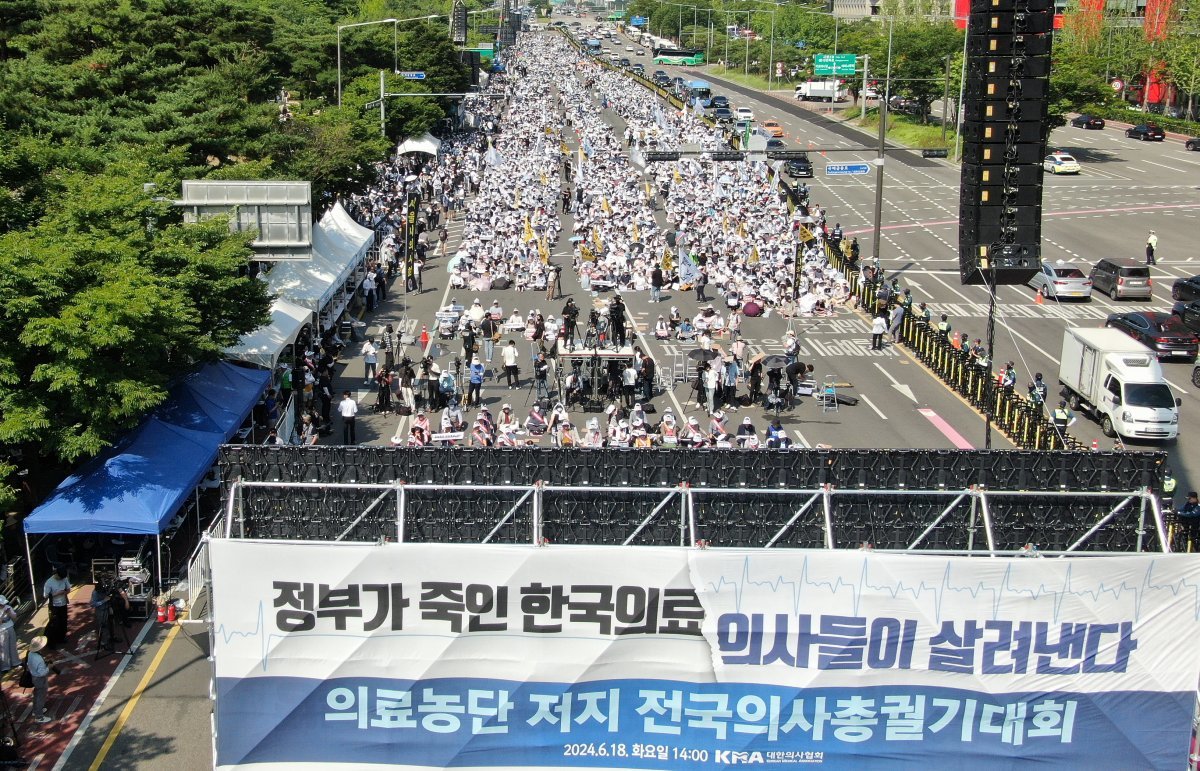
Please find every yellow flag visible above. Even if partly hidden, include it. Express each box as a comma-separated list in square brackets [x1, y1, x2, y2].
[580, 244, 596, 262]
[750, 245, 760, 264]
[662, 249, 674, 272]
[673, 166, 682, 184]
[722, 213, 729, 234]
[592, 226, 603, 252]
[644, 181, 653, 198]
[524, 217, 535, 244]
[737, 220, 747, 238]
[602, 197, 612, 216]
[632, 222, 641, 242]
[797, 225, 816, 242]
[539, 172, 548, 186]
[538, 236, 549, 265]
[560, 142, 570, 155]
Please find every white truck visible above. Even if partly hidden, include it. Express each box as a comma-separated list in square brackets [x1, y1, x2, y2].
[1058, 328, 1181, 441]
[794, 80, 845, 102]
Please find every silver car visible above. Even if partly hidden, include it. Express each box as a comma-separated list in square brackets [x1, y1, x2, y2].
[1028, 260, 1093, 300]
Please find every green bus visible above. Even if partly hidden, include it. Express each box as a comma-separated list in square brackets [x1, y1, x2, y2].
[652, 48, 705, 66]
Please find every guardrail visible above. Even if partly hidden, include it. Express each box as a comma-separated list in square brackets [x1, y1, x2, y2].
[824, 244, 1085, 451]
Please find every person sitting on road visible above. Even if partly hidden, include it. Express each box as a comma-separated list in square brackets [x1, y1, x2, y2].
[676, 318, 696, 340]
[654, 315, 670, 339]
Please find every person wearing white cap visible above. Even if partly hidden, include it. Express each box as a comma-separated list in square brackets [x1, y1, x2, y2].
[27, 635, 53, 722]
[0, 595, 16, 671]
[736, 416, 757, 447]
[583, 418, 604, 448]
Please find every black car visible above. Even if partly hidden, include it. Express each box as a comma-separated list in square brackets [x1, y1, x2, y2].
[618, 58, 631, 68]
[1173, 300, 1200, 334]
[712, 107, 734, 123]
[1173, 275, 1200, 302]
[631, 63, 644, 75]
[652, 69, 669, 80]
[709, 95, 729, 109]
[1106, 311, 1199, 361]
[1126, 124, 1166, 141]
[766, 138, 786, 150]
[1187, 138, 1200, 151]
[785, 155, 813, 177]
[1071, 114, 1106, 129]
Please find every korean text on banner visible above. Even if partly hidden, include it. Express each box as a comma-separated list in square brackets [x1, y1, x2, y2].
[210, 542, 1200, 770]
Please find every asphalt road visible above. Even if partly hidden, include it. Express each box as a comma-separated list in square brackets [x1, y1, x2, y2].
[628, 39, 1200, 493]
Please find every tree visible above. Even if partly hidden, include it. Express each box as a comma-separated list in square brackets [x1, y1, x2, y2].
[1162, 3, 1200, 118]
[0, 165, 271, 462]
[1047, 35, 1115, 126]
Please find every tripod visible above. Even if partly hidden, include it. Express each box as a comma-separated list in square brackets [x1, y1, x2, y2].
[92, 593, 133, 660]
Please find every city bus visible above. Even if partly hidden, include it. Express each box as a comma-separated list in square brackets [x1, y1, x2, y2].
[687, 80, 712, 103]
[652, 48, 705, 66]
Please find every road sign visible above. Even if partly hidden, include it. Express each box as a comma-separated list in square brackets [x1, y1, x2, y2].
[398, 71, 426, 80]
[630, 15, 647, 26]
[364, 100, 382, 109]
[814, 53, 856, 76]
[1111, 78, 1124, 91]
[825, 162, 871, 176]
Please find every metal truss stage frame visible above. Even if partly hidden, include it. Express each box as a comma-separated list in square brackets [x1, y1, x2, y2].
[219, 446, 1170, 553]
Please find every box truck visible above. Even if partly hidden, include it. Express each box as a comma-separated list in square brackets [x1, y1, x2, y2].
[1058, 328, 1180, 440]
[794, 80, 845, 102]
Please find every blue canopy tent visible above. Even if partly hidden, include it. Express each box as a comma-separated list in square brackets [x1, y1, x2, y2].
[23, 361, 269, 599]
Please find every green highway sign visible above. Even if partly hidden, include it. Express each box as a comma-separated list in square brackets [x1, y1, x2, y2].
[813, 53, 856, 76]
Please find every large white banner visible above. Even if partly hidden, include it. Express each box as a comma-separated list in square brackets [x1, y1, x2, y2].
[211, 541, 1200, 769]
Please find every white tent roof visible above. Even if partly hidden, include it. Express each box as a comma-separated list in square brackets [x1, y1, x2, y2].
[396, 132, 442, 156]
[266, 203, 373, 313]
[225, 299, 313, 370]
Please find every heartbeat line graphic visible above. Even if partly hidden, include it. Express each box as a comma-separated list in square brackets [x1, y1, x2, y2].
[703, 556, 1200, 624]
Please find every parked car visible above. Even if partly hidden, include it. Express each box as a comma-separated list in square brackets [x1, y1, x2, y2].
[1173, 275, 1200, 302]
[1187, 137, 1200, 151]
[1070, 114, 1106, 129]
[1173, 300, 1200, 334]
[761, 119, 784, 138]
[1105, 311, 1199, 361]
[784, 154, 813, 178]
[1043, 152, 1081, 174]
[1090, 258, 1153, 300]
[1125, 124, 1165, 141]
[1027, 260, 1092, 300]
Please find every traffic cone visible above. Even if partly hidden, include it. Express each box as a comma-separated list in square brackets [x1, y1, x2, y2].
[1034, 290, 1044, 305]
[1091, 439, 1099, 451]
[419, 325, 430, 348]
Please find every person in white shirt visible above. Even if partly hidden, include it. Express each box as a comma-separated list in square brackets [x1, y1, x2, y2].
[361, 339, 378, 384]
[43, 567, 70, 649]
[501, 340, 520, 389]
[338, 391, 358, 444]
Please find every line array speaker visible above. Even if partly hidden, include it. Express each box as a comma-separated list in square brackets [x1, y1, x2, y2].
[958, 0, 1055, 285]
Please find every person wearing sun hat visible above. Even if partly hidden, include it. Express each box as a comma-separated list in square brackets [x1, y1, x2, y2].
[27, 636, 53, 723]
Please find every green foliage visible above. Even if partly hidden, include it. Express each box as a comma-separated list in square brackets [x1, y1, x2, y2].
[0, 165, 271, 462]
[1047, 43, 1115, 129]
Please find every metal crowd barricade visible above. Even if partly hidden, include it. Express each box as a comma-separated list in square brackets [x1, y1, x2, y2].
[823, 243, 1082, 451]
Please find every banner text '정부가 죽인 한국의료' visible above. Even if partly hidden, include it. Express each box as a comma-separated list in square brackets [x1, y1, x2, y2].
[209, 541, 1200, 769]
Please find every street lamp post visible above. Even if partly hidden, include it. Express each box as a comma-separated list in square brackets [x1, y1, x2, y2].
[870, 17, 895, 270]
[337, 15, 441, 107]
[942, 54, 951, 145]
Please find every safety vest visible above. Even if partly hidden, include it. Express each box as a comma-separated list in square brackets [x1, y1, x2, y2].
[1163, 477, 1177, 494]
[937, 321, 950, 335]
[1052, 408, 1070, 428]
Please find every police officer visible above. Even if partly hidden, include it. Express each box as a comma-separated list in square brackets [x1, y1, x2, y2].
[1161, 467, 1178, 510]
[936, 314, 951, 340]
[1051, 400, 1073, 432]
[1029, 372, 1049, 409]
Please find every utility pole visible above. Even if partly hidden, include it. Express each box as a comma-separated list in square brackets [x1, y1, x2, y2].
[379, 70, 387, 137]
[870, 19, 894, 270]
[942, 54, 951, 145]
[860, 54, 870, 127]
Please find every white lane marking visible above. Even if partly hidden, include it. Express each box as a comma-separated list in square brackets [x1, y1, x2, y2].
[859, 392, 887, 419]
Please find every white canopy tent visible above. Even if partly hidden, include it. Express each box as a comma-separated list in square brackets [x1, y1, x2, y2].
[224, 298, 313, 370]
[265, 203, 375, 333]
[396, 132, 442, 156]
